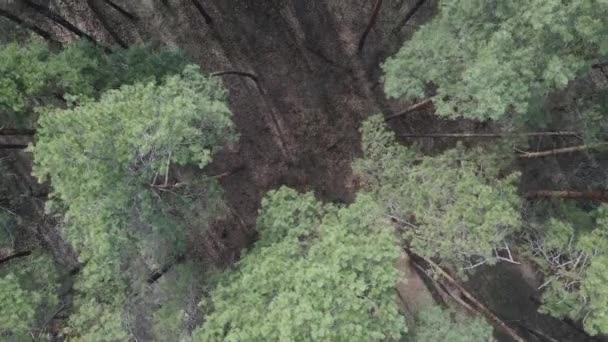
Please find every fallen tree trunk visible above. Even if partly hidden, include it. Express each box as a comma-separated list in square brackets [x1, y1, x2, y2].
[385, 98, 434, 120]
[400, 131, 580, 138]
[518, 143, 608, 158]
[408, 250, 525, 342]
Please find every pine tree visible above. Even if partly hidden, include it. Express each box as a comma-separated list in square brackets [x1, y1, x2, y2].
[383, 0, 608, 121]
[195, 187, 406, 341]
[0, 40, 188, 127]
[526, 203, 608, 335]
[0, 251, 60, 339]
[354, 115, 521, 271]
[33, 65, 236, 339]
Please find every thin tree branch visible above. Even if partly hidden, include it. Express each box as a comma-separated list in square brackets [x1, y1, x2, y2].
[189, 0, 213, 25]
[526, 190, 608, 202]
[210, 70, 263, 93]
[518, 143, 608, 158]
[102, 0, 137, 21]
[0, 8, 59, 44]
[357, 0, 383, 54]
[391, 0, 426, 36]
[385, 98, 433, 120]
[211, 70, 259, 83]
[0, 250, 32, 265]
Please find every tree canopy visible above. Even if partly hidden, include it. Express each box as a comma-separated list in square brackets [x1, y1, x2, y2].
[195, 187, 406, 341]
[525, 203, 608, 335]
[409, 306, 494, 342]
[383, 0, 608, 121]
[0, 41, 187, 127]
[355, 115, 521, 271]
[32, 63, 235, 339]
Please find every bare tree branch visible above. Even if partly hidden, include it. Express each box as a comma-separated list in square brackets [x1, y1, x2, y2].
[211, 70, 259, 83]
[357, 0, 382, 54]
[211, 70, 263, 93]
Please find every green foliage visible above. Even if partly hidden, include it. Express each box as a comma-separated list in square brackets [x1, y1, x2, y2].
[410, 306, 494, 342]
[354, 115, 521, 270]
[194, 187, 406, 341]
[65, 300, 128, 342]
[0, 253, 60, 338]
[152, 263, 214, 340]
[577, 88, 608, 143]
[33, 65, 235, 339]
[383, 0, 608, 121]
[0, 42, 50, 115]
[0, 41, 188, 126]
[528, 204, 608, 335]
